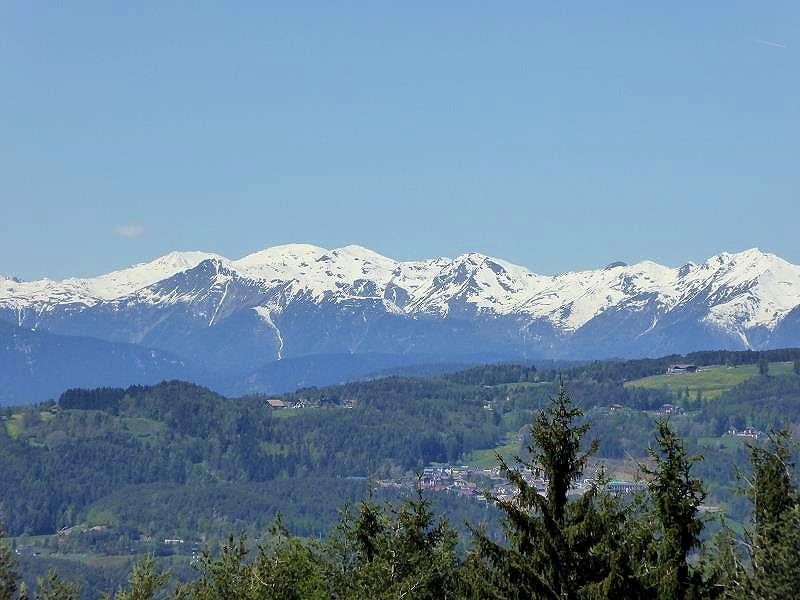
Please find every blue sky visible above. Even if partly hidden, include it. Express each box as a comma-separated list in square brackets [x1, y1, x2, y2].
[2, 3, 798, 279]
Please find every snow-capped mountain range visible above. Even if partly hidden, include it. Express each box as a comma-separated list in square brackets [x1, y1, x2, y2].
[3, 244, 800, 401]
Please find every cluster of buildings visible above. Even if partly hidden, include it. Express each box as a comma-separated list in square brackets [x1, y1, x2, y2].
[377, 464, 644, 504]
[417, 464, 547, 501]
[666, 364, 699, 375]
[727, 426, 762, 440]
[264, 397, 354, 409]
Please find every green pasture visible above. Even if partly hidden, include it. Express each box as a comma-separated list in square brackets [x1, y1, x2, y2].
[3, 409, 55, 439]
[625, 362, 795, 400]
[463, 435, 518, 469]
[3, 413, 22, 438]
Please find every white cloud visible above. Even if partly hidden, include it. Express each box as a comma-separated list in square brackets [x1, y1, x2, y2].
[114, 224, 145, 238]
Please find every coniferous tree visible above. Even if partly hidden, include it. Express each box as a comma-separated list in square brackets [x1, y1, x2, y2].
[33, 570, 80, 600]
[739, 431, 800, 599]
[643, 421, 707, 600]
[102, 555, 169, 600]
[249, 517, 326, 600]
[327, 489, 458, 600]
[580, 487, 655, 600]
[175, 522, 328, 600]
[179, 534, 249, 600]
[705, 521, 745, 599]
[470, 383, 620, 599]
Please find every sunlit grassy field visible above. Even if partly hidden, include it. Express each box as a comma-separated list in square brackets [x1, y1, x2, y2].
[3, 410, 54, 438]
[463, 435, 519, 468]
[624, 362, 795, 399]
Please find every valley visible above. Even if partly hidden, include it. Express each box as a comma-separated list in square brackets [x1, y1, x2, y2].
[3, 350, 800, 596]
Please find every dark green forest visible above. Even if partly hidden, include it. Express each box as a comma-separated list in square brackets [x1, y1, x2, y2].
[3, 348, 800, 598]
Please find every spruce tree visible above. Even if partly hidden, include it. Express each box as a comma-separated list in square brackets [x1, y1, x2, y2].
[643, 421, 707, 600]
[705, 521, 745, 599]
[740, 431, 800, 599]
[470, 383, 619, 599]
[102, 555, 169, 600]
[178, 534, 249, 600]
[33, 569, 80, 600]
[249, 517, 327, 600]
[327, 489, 458, 600]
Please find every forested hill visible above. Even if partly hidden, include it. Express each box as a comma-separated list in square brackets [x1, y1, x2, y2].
[2, 377, 504, 537]
[3, 349, 800, 596]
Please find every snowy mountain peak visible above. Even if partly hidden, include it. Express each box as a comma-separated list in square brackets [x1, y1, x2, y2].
[703, 247, 776, 269]
[147, 250, 224, 269]
[236, 243, 326, 264]
[331, 244, 392, 262]
[71, 250, 225, 300]
[3, 245, 800, 354]
[603, 261, 629, 270]
[232, 244, 403, 303]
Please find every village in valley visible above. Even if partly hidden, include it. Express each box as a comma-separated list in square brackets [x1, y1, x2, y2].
[261, 362, 768, 506]
[372, 462, 647, 505]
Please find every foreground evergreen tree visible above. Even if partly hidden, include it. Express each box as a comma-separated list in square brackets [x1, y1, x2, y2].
[470, 383, 620, 599]
[325, 489, 459, 599]
[643, 421, 707, 600]
[250, 518, 327, 600]
[102, 555, 169, 600]
[705, 522, 745, 599]
[180, 534, 251, 599]
[737, 431, 800, 599]
[33, 570, 80, 600]
[177, 521, 326, 600]
[579, 489, 654, 600]
[174, 492, 456, 599]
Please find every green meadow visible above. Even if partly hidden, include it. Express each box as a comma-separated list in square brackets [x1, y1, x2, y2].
[625, 361, 795, 400]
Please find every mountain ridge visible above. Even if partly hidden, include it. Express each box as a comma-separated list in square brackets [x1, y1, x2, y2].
[4, 245, 799, 334]
[3, 244, 800, 403]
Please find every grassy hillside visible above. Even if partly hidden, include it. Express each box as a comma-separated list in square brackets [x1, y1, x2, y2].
[624, 361, 795, 399]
